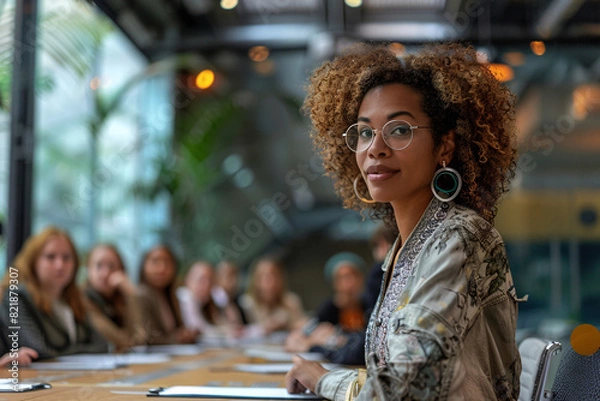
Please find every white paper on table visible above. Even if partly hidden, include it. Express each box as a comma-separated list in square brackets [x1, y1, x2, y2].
[56, 353, 171, 365]
[28, 360, 121, 370]
[244, 349, 323, 362]
[147, 385, 323, 399]
[130, 344, 203, 356]
[233, 363, 339, 374]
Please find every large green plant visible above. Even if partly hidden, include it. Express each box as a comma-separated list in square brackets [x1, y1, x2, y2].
[134, 83, 304, 267]
[0, 1, 111, 110]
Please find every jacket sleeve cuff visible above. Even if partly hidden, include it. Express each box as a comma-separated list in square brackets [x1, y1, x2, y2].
[315, 368, 357, 401]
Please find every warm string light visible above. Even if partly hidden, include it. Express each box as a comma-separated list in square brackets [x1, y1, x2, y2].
[195, 69, 215, 90]
[388, 42, 405, 56]
[248, 45, 269, 62]
[530, 41, 546, 56]
[487, 63, 514, 82]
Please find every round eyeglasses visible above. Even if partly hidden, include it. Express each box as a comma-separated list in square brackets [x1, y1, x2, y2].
[342, 120, 430, 152]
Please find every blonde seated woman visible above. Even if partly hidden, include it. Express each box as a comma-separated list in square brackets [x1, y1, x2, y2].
[0, 227, 108, 359]
[240, 256, 307, 338]
[83, 244, 145, 352]
[177, 261, 243, 339]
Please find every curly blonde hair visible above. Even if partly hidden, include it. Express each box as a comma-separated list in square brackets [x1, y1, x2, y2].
[304, 42, 517, 224]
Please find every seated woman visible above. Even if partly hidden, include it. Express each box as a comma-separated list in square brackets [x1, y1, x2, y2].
[0, 226, 108, 359]
[285, 252, 368, 365]
[240, 256, 307, 337]
[177, 260, 240, 339]
[213, 259, 248, 325]
[137, 245, 198, 344]
[83, 244, 145, 352]
[286, 43, 522, 400]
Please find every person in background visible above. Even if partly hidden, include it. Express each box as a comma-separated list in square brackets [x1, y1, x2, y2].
[83, 244, 145, 352]
[177, 260, 240, 338]
[285, 252, 368, 365]
[0, 226, 108, 359]
[286, 43, 522, 400]
[240, 256, 307, 337]
[363, 224, 397, 314]
[137, 245, 198, 344]
[212, 259, 248, 325]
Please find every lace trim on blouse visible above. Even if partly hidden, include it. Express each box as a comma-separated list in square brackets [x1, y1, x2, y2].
[365, 199, 449, 366]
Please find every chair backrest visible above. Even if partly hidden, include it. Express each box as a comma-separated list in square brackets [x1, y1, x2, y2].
[518, 337, 562, 401]
[550, 344, 600, 401]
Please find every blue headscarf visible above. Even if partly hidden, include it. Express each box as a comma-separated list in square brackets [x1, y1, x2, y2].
[324, 252, 367, 282]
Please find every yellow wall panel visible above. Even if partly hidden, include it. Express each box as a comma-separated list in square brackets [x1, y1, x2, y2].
[496, 191, 600, 240]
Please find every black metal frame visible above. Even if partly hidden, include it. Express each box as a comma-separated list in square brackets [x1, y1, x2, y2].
[6, 0, 38, 265]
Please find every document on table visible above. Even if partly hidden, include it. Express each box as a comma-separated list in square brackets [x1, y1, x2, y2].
[244, 348, 323, 362]
[131, 344, 204, 356]
[233, 363, 339, 374]
[56, 353, 171, 365]
[147, 386, 323, 399]
[28, 360, 122, 370]
[0, 379, 51, 392]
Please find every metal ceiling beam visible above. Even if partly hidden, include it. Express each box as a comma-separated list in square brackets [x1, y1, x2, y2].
[535, 0, 587, 39]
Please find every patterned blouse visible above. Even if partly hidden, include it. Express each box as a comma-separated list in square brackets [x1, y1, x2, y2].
[315, 199, 523, 401]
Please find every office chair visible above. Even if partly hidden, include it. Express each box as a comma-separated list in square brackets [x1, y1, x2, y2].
[550, 344, 600, 401]
[518, 337, 562, 401]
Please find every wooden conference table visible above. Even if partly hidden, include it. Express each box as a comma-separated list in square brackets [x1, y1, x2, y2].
[0, 341, 332, 401]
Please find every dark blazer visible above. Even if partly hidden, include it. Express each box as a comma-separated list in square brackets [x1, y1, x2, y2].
[0, 286, 109, 359]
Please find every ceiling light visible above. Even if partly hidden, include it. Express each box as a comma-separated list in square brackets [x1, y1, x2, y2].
[248, 45, 269, 62]
[220, 0, 238, 10]
[345, 0, 363, 7]
[388, 42, 405, 56]
[195, 69, 215, 89]
[487, 63, 514, 82]
[530, 41, 546, 56]
[364, 0, 445, 10]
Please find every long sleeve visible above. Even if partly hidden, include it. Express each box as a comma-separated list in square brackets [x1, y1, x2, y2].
[136, 285, 180, 345]
[284, 292, 307, 330]
[177, 287, 208, 332]
[1, 288, 108, 359]
[84, 291, 145, 351]
[0, 289, 62, 359]
[316, 215, 520, 401]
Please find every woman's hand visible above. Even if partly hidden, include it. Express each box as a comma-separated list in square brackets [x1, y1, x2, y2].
[175, 328, 200, 344]
[0, 347, 38, 367]
[284, 330, 311, 353]
[285, 355, 329, 394]
[108, 270, 137, 296]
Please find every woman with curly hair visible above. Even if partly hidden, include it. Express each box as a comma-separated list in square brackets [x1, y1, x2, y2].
[286, 43, 522, 400]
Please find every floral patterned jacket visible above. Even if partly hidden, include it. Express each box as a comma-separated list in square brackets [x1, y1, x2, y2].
[315, 199, 522, 401]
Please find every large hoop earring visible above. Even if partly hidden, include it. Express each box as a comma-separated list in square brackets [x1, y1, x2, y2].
[431, 161, 462, 202]
[353, 175, 376, 204]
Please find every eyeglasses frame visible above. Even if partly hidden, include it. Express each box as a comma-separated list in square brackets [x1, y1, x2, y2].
[342, 119, 431, 152]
